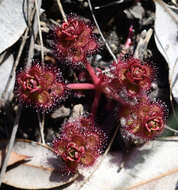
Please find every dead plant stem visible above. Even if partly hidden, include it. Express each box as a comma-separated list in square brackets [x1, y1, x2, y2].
[165, 125, 178, 134]
[56, 0, 67, 22]
[88, 0, 118, 64]
[26, 0, 42, 69]
[35, 0, 44, 64]
[34, 0, 46, 144]
[0, 51, 8, 66]
[0, 105, 22, 186]
[78, 124, 120, 190]
[124, 167, 178, 190]
[37, 113, 45, 144]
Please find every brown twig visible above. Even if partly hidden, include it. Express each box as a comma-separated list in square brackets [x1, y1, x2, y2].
[124, 167, 178, 190]
[88, 0, 118, 64]
[78, 124, 120, 190]
[33, 0, 46, 145]
[26, 0, 43, 69]
[56, 0, 67, 22]
[37, 113, 45, 144]
[34, 44, 52, 53]
[1, 30, 28, 100]
[0, 2, 40, 186]
[34, 0, 44, 64]
[0, 105, 22, 186]
[165, 125, 178, 134]
[0, 51, 8, 66]
[94, 0, 124, 10]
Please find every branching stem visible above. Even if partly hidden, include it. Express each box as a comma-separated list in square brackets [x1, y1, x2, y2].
[67, 83, 95, 90]
[85, 61, 100, 85]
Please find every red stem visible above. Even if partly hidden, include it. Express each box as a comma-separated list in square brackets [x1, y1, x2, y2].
[102, 85, 129, 106]
[67, 83, 95, 90]
[85, 60, 100, 85]
[124, 38, 132, 50]
[124, 25, 134, 50]
[110, 93, 129, 106]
